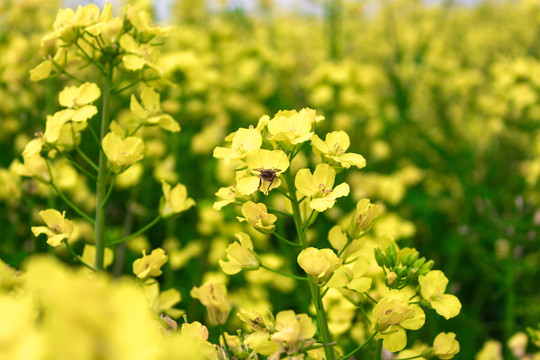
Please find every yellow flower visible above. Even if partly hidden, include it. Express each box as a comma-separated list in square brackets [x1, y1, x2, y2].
[347, 199, 380, 239]
[270, 310, 317, 356]
[508, 332, 528, 358]
[130, 87, 180, 132]
[213, 185, 249, 210]
[190, 282, 231, 326]
[219, 232, 260, 275]
[237, 201, 277, 234]
[237, 149, 289, 195]
[160, 180, 195, 218]
[18, 138, 50, 182]
[213, 128, 262, 163]
[326, 257, 372, 294]
[476, 340, 503, 360]
[102, 132, 145, 172]
[372, 290, 425, 352]
[31, 209, 74, 247]
[297, 247, 341, 284]
[41, 4, 103, 45]
[81, 245, 114, 269]
[125, 6, 172, 38]
[143, 281, 183, 318]
[311, 131, 366, 169]
[267, 108, 316, 148]
[433, 332, 460, 360]
[119, 34, 163, 73]
[132, 248, 168, 279]
[58, 82, 101, 122]
[419, 270, 461, 319]
[295, 163, 350, 212]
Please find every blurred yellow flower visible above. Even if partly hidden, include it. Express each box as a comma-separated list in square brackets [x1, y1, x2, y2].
[419, 270, 461, 319]
[237, 201, 277, 234]
[132, 248, 168, 280]
[190, 282, 230, 326]
[271, 310, 317, 355]
[102, 132, 144, 172]
[295, 163, 350, 212]
[433, 332, 460, 359]
[297, 247, 341, 284]
[81, 245, 114, 269]
[119, 34, 163, 73]
[219, 232, 260, 275]
[31, 209, 74, 247]
[130, 87, 180, 132]
[160, 180, 195, 218]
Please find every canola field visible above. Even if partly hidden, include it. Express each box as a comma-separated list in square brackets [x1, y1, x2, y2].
[0, 0, 539, 359]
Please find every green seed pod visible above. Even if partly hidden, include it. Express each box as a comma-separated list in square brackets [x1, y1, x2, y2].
[422, 260, 435, 272]
[387, 246, 397, 266]
[409, 252, 420, 264]
[401, 254, 411, 266]
[413, 257, 426, 268]
[374, 248, 385, 267]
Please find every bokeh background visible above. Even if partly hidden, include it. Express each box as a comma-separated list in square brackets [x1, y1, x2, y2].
[1, 0, 540, 358]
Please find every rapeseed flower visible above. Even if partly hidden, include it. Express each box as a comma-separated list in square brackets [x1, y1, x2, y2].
[295, 163, 350, 212]
[433, 332, 460, 359]
[237, 201, 277, 233]
[130, 87, 180, 132]
[31, 209, 74, 247]
[419, 270, 461, 319]
[213, 127, 262, 163]
[102, 132, 144, 172]
[237, 149, 289, 195]
[160, 181, 195, 218]
[219, 232, 260, 275]
[297, 247, 341, 284]
[132, 248, 168, 279]
[190, 282, 230, 326]
[311, 131, 366, 169]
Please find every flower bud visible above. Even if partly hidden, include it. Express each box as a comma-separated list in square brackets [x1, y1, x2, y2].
[374, 248, 385, 267]
[347, 199, 379, 239]
[413, 257, 426, 268]
[297, 247, 341, 284]
[386, 271, 397, 286]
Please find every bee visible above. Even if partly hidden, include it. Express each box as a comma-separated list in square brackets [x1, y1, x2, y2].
[253, 167, 281, 193]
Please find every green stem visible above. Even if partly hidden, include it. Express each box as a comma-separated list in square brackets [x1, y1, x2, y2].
[106, 214, 162, 246]
[272, 232, 302, 248]
[63, 240, 95, 271]
[260, 264, 308, 282]
[302, 209, 316, 231]
[57, 151, 97, 180]
[283, 169, 335, 360]
[364, 292, 378, 304]
[100, 173, 116, 209]
[374, 339, 383, 360]
[338, 332, 377, 360]
[266, 206, 291, 217]
[94, 60, 114, 270]
[75, 146, 99, 171]
[395, 355, 423, 360]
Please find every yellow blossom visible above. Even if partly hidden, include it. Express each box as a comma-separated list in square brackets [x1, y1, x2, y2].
[373, 290, 425, 352]
[58, 82, 101, 122]
[213, 128, 262, 163]
[433, 332, 460, 360]
[119, 34, 163, 73]
[132, 248, 168, 279]
[508, 332, 528, 358]
[476, 340, 503, 360]
[219, 232, 260, 275]
[237, 201, 277, 234]
[295, 163, 350, 212]
[102, 132, 145, 172]
[237, 149, 289, 195]
[190, 282, 231, 326]
[271, 310, 317, 356]
[130, 87, 180, 132]
[347, 199, 380, 239]
[311, 131, 366, 169]
[160, 180, 195, 218]
[31, 209, 74, 247]
[419, 270, 461, 319]
[81, 245, 114, 269]
[267, 108, 316, 148]
[297, 247, 341, 284]
[213, 185, 249, 210]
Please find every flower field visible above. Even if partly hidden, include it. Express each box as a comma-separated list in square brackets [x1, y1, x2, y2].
[1, 0, 539, 359]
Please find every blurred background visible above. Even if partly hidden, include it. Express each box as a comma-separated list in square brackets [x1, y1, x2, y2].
[1, 0, 540, 358]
